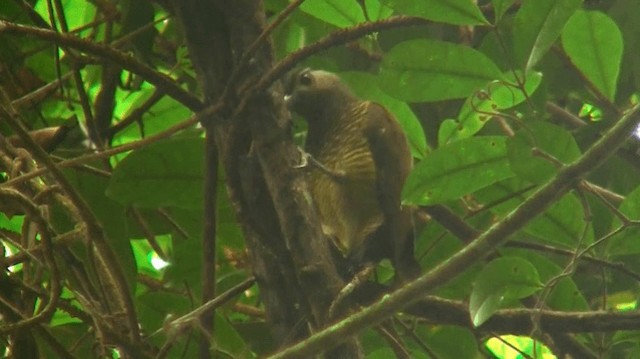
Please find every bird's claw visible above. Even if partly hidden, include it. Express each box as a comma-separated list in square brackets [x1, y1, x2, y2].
[293, 147, 347, 180]
[293, 147, 310, 169]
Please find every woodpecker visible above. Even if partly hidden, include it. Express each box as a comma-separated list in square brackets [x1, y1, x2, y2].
[284, 68, 419, 280]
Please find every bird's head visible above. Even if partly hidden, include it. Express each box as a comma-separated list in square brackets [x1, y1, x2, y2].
[284, 68, 356, 122]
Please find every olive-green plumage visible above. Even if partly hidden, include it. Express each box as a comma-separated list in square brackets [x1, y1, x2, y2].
[285, 69, 418, 279]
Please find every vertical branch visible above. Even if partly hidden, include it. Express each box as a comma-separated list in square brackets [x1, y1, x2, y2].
[169, 2, 231, 358]
[200, 125, 219, 358]
[218, 2, 362, 357]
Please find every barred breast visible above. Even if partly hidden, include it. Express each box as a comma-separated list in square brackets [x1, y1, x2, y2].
[307, 101, 384, 256]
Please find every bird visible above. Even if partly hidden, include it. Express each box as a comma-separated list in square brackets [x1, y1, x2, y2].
[284, 68, 419, 281]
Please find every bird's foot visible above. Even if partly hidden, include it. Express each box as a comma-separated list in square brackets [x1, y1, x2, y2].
[293, 147, 347, 180]
[293, 146, 311, 169]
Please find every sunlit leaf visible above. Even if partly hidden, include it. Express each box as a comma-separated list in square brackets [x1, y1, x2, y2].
[562, 10, 623, 101]
[439, 71, 542, 145]
[513, 0, 582, 70]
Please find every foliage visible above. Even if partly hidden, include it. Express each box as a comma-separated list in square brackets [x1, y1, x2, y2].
[0, 0, 640, 358]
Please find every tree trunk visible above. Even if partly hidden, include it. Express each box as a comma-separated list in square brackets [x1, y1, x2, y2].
[170, 1, 362, 357]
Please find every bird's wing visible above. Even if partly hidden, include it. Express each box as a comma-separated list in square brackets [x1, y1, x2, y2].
[361, 102, 419, 279]
[360, 102, 412, 215]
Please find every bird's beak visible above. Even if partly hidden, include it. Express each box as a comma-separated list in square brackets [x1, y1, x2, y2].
[284, 94, 294, 110]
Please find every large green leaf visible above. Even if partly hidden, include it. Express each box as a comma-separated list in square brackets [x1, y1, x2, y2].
[62, 168, 137, 294]
[606, 185, 640, 256]
[342, 71, 428, 158]
[35, 0, 96, 31]
[107, 136, 204, 210]
[163, 208, 205, 295]
[213, 313, 252, 357]
[507, 121, 582, 184]
[469, 257, 541, 326]
[525, 193, 593, 248]
[403, 136, 515, 205]
[439, 71, 542, 145]
[512, 0, 583, 70]
[501, 249, 589, 311]
[379, 39, 504, 102]
[365, 0, 393, 21]
[381, 0, 488, 25]
[417, 326, 479, 358]
[299, 0, 365, 27]
[136, 292, 192, 333]
[117, 92, 192, 141]
[474, 178, 593, 248]
[609, 0, 640, 93]
[492, 0, 517, 21]
[474, 177, 535, 216]
[562, 10, 623, 101]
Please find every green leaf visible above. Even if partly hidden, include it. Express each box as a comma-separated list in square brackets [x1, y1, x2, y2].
[562, 10, 623, 101]
[512, 0, 582, 70]
[381, 0, 488, 25]
[0, 213, 23, 233]
[62, 168, 137, 294]
[39, 324, 95, 358]
[439, 71, 543, 145]
[35, 0, 96, 31]
[486, 335, 555, 359]
[506, 121, 581, 184]
[379, 39, 504, 102]
[233, 321, 275, 355]
[469, 257, 541, 326]
[474, 177, 534, 215]
[606, 185, 640, 256]
[341, 72, 428, 158]
[213, 313, 251, 357]
[609, 0, 640, 92]
[299, 0, 365, 27]
[163, 208, 204, 295]
[117, 92, 192, 142]
[365, 0, 393, 21]
[119, 0, 156, 60]
[137, 292, 192, 332]
[437, 119, 458, 147]
[525, 193, 593, 248]
[107, 136, 204, 210]
[420, 326, 480, 358]
[492, 0, 517, 21]
[500, 249, 589, 311]
[403, 136, 515, 205]
[473, 179, 593, 248]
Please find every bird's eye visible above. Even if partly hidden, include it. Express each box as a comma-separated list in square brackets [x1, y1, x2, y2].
[299, 73, 312, 86]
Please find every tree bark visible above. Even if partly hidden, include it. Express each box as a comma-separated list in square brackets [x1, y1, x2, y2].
[170, 1, 362, 357]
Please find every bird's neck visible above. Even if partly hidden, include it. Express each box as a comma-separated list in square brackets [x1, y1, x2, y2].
[305, 95, 360, 154]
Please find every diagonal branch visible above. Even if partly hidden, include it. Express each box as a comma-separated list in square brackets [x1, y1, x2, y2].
[270, 104, 640, 358]
[0, 20, 202, 111]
